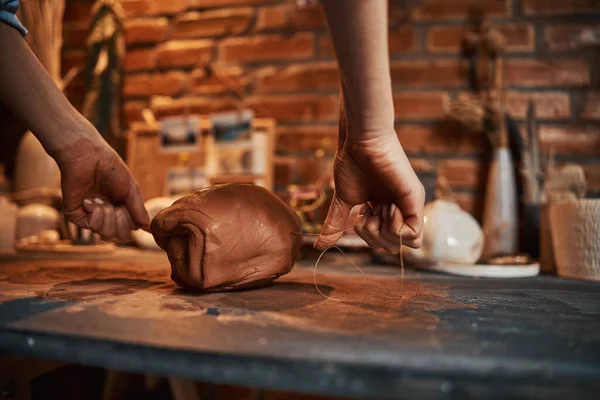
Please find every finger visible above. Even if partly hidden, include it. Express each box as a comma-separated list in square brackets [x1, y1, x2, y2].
[314, 194, 353, 251]
[115, 207, 134, 240]
[363, 205, 399, 254]
[381, 204, 403, 247]
[124, 183, 150, 231]
[87, 206, 105, 233]
[402, 236, 423, 250]
[100, 206, 117, 239]
[353, 205, 382, 250]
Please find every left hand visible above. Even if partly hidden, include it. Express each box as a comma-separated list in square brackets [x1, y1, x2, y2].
[56, 133, 150, 240]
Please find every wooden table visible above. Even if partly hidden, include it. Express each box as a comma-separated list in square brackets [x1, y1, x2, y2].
[0, 249, 599, 399]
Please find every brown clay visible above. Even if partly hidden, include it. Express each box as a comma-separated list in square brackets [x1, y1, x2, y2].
[151, 184, 302, 292]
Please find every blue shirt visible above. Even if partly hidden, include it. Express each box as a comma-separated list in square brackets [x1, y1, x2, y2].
[0, 0, 27, 36]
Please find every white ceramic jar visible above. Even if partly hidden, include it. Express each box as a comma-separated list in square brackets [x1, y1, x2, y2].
[16, 203, 60, 240]
[405, 200, 484, 265]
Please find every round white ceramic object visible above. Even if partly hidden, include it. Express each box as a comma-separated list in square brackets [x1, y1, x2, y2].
[132, 197, 176, 250]
[16, 203, 60, 240]
[405, 199, 484, 265]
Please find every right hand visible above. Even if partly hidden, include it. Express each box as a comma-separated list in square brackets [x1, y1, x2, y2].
[56, 132, 150, 240]
[315, 93, 425, 254]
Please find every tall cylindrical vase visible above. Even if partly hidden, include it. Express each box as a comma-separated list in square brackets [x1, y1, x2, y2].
[481, 146, 519, 259]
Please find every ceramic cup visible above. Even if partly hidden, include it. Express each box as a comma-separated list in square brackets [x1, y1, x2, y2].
[16, 203, 60, 240]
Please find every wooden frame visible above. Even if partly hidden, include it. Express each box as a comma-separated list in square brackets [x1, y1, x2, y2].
[127, 118, 275, 201]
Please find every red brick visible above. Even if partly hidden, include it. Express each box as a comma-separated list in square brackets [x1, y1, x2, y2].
[389, 26, 418, 54]
[256, 5, 288, 32]
[540, 124, 600, 155]
[219, 33, 314, 63]
[277, 125, 337, 154]
[124, 72, 188, 97]
[124, 48, 157, 72]
[245, 94, 338, 122]
[319, 27, 417, 58]
[317, 36, 335, 59]
[396, 125, 485, 154]
[454, 192, 484, 220]
[61, 50, 87, 76]
[505, 59, 590, 87]
[410, 158, 435, 173]
[125, 18, 169, 45]
[150, 96, 240, 118]
[172, 8, 254, 39]
[437, 159, 485, 189]
[545, 24, 600, 51]
[63, 1, 93, 24]
[290, 5, 326, 29]
[524, 0, 600, 15]
[393, 92, 450, 119]
[581, 164, 600, 192]
[255, 62, 339, 93]
[427, 24, 534, 54]
[147, 0, 190, 15]
[156, 40, 213, 68]
[390, 60, 468, 88]
[190, 66, 249, 94]
[212, 384, 259, 400]
[412, 0, 510, 20]
[121, 0, 147, 17]
[123, 101, 146, 125]
[582, 92, 600, 120]
[505, 91, 570, 119]
[62, 23, 88, 49]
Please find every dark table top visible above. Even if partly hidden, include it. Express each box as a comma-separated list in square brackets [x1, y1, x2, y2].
[0, 249, 599, 399]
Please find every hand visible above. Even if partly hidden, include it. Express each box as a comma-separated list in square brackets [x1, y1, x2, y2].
[56, 134, 150, 240]
[315, 93, 425, 254]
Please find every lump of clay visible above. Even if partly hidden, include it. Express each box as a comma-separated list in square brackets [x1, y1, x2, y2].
[151, 183, 302, 292]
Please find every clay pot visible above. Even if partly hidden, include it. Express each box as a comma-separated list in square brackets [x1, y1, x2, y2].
[14, 132, 61, 196]
[16, 203, 60, 240]
[550, 199, 600, 281]
[0, 196, 18, 250]
[405, 200, 484, 265]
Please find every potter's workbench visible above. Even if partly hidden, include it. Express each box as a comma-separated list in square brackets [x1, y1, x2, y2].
[0, 249, 599, 399]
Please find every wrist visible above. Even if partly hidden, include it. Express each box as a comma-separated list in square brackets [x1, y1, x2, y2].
[41, 113, 100, 159]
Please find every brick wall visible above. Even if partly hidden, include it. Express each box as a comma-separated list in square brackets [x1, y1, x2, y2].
[61, 0, 600, 221]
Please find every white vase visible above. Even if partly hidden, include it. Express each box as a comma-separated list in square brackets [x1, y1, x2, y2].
[0, 196, 18, 250]
[14, 131, 61, 194]
[405, 199, 484, 265]
[481, 147, 518, 258]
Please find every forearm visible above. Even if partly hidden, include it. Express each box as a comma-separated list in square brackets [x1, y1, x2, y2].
[321, 0, 394, 137]
[0, 23, 94, 159]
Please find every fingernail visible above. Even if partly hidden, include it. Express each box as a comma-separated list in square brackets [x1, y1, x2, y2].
[389, 204, 396, 218]
[94, 198, 104, 205]
[83, 199, 93, 205]
[360, 203, 369, 215]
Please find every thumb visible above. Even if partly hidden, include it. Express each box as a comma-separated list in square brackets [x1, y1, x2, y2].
[314, 194, 353, 251]
[125, 183, 151, 232]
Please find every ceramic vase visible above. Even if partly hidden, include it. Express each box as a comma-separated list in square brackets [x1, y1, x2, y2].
[0, 196, 18, 250]
[481, 147, 518, 259]
[16, 203, 60, 240]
